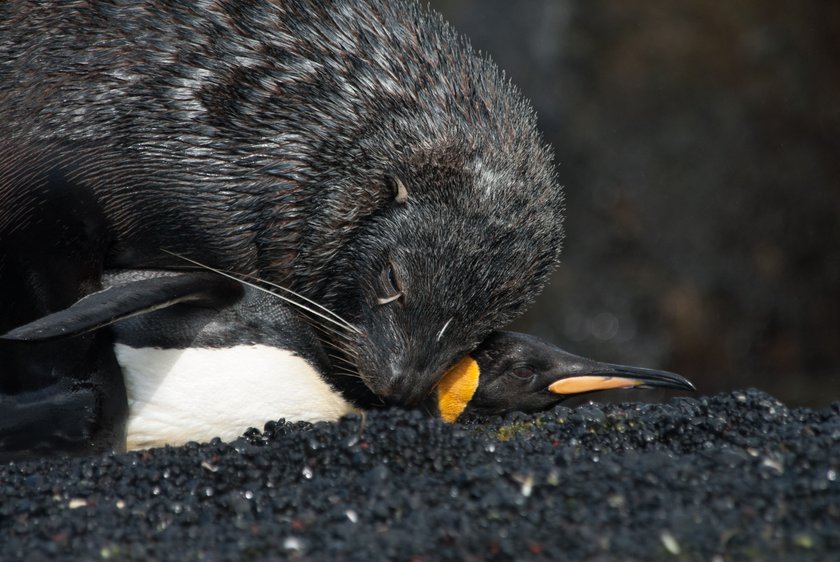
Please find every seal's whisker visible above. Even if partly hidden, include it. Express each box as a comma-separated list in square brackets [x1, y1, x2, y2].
[231, 277, 361, 350]
[328, 353, 356, 369]
[330, 370, 364, 381]
[305, 317, 359, 348]
[313, 332, 360, 368]
[162, 250, 358, 336]
[235, 270, 360, 334]
[323, 341, 360, 362]
[303, 316, 357, 342]
[307, 323, 360, 358]
[327, 352, 358, 367]
[327, 359, 363, 377]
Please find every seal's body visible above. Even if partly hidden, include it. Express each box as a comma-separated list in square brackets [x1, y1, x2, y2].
[0, 0, 563, 425]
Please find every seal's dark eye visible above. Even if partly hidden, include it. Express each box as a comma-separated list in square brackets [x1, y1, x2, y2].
[511, 366, 535, 380]
[377, 261, 403, 305]
[387, 263, 399, 291]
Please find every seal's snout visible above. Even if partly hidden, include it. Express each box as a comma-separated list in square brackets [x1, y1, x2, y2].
[377, 383, 426, 408]
[374, 366, 434, 407]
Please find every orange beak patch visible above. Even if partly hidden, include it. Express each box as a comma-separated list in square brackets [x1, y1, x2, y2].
[548, 375, 644, 395]
[437, 355, 480, 423]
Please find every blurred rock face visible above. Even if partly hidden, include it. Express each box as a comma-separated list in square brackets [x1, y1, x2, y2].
[429, 0, 840, 405]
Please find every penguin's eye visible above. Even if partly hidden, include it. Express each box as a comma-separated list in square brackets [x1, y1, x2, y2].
[510, 366, 536, 380]
[377, 261, 403, 305]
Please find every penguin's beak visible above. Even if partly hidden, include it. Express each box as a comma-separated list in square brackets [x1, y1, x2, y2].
[546, 364, 695, 395]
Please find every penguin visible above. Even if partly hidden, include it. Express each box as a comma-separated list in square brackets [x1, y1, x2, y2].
[435, 331, 695, 423]
[2, 271, 694, 455]
[0, 270, 371, 455]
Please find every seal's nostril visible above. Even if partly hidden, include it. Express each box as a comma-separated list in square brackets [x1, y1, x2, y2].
[383, 385, 431, 408]
[378, 385, 394, 398]
[376, 384, 414, 406]
[383, 395, 404, 407]
[383, 388, 407, 406]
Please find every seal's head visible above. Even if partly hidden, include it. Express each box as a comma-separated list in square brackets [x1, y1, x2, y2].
[317, 146, 563, 402]
[336, 197, 561, 405]
[268, 1, 567, 406]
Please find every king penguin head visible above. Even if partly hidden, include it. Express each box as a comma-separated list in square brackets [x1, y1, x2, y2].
[434, 331, 695, 423]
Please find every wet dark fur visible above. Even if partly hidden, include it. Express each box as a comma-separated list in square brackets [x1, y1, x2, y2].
[0, 1, 563, 410]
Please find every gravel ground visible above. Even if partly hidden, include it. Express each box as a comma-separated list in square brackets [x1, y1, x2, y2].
[1, 389, 839, 561]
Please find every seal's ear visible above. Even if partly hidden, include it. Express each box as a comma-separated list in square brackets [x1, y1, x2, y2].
[390, 175, 409, 204]
[1, 273, 240, 342]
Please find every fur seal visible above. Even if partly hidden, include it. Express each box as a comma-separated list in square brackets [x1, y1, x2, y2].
[0, 0, 563, 434]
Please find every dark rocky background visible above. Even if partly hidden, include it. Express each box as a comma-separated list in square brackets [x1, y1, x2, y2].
[428, 0, 840, 406]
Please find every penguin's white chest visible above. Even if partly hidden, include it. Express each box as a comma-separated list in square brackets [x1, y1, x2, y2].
[114, 343, 358, 451]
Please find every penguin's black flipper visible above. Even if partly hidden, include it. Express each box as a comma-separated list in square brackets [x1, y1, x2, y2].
[0, 272, 242, 460]
[1, 272, 241, 342]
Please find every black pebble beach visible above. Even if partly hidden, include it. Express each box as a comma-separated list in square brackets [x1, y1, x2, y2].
[2, 389, 839, 561]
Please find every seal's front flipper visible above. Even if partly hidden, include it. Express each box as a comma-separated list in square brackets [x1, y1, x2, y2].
[1, 272, 241, 342]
